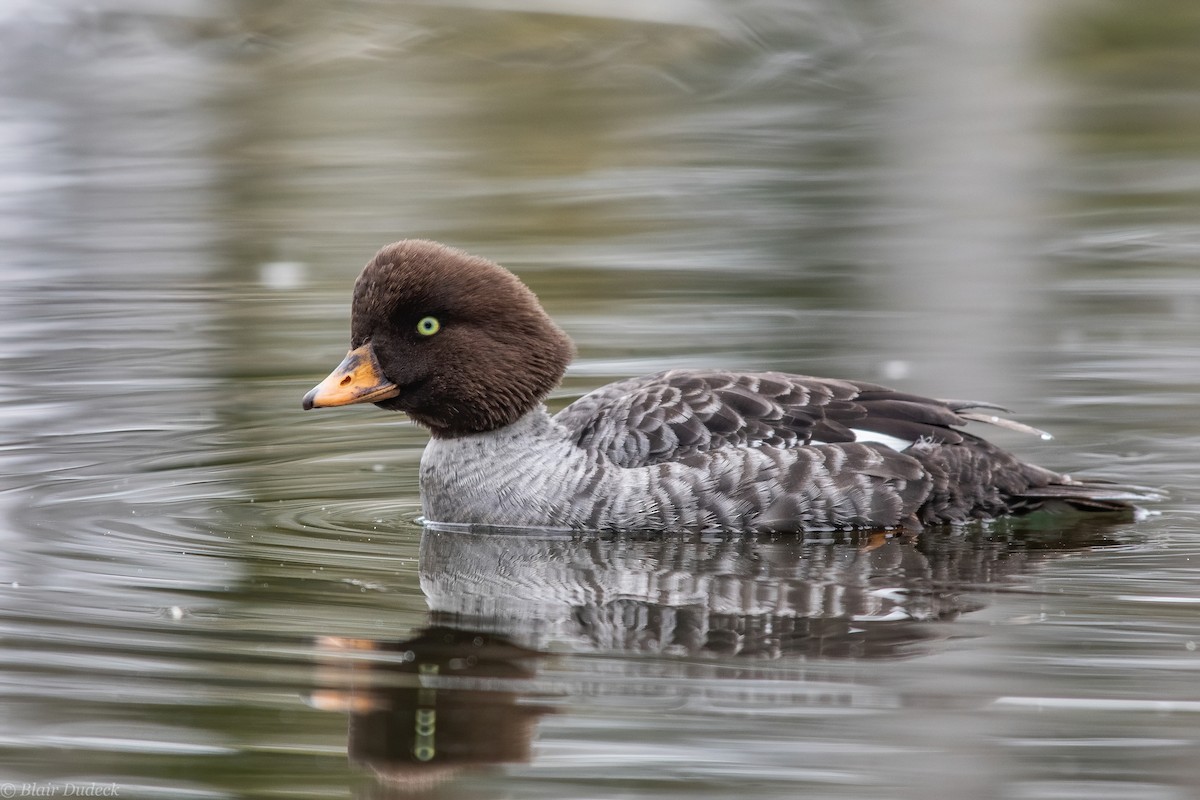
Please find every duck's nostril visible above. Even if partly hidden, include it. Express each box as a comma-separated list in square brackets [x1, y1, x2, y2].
[340, 376, 352, 387]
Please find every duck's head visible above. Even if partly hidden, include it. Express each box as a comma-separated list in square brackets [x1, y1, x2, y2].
[302, 240, 575, 437]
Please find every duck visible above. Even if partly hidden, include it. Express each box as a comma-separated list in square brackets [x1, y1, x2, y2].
[303, 239, 1151, 532]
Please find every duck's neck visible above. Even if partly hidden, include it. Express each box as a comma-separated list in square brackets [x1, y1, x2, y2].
[418, 407, 599, 527]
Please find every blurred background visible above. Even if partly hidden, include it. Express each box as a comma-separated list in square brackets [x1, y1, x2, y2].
[1, 0, 1199, 798]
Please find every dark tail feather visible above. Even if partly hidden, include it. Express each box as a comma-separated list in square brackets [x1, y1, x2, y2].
[1017, 478, 1165, 514]
[940, 402, 1164, 515]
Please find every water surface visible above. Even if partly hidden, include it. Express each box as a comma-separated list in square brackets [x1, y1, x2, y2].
[1, 1, 1199, 798]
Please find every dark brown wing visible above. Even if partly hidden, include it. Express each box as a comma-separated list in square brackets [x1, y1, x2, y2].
[554, 369, 979, 469]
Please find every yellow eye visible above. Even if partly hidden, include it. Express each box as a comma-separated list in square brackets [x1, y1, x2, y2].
[416, 316, 440, 336]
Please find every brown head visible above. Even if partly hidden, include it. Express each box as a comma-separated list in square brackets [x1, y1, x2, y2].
[303, 240, 575, 437]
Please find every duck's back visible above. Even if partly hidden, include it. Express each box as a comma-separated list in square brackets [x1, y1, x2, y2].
[554, 369, 1142, 528]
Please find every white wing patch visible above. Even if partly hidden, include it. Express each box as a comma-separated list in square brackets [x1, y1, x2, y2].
[848, 428, 914, 452]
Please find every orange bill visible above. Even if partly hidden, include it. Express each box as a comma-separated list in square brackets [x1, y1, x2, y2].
[302, 344, 400, 409]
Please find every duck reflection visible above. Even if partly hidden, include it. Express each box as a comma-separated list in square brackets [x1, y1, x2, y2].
[418, 519, 1123, 658]
[311, 628, 554, 793]
[314, 518, 1127, 791]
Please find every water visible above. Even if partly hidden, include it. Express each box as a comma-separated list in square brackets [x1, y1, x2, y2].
[1, 1, 1199, 798]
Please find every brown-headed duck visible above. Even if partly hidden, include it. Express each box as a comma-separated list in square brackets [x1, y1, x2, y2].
[303, 240, 1153, 531]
